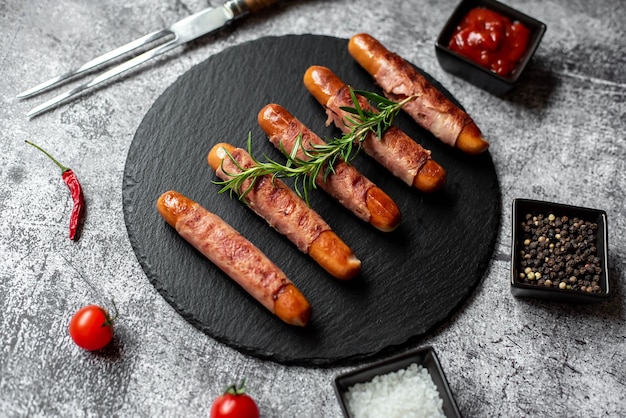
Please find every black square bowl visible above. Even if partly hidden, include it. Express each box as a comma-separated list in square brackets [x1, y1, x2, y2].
[510, 199, 610, 304]
[435, 0, 546, 95]
[333, 346, 461, 418]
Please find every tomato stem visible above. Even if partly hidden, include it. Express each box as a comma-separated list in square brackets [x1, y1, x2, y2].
[224, 378, 247, 395]
[103, 299, 119, 327]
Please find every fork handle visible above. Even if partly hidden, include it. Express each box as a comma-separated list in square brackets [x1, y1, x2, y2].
[244, 0, 279, 13]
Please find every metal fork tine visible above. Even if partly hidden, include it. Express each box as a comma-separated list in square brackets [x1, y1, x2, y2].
[26, 38, 181, 118]
[17, 29, 172, 99]
[19, 1, 276, 117]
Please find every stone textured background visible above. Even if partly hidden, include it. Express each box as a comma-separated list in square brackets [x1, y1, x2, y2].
[1, 0, 624, 416]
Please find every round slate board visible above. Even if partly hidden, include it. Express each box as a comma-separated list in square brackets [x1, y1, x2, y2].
[123, 34, 500, 366]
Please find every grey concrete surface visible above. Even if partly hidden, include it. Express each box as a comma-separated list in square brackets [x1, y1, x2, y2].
[1, 0, 625, 416]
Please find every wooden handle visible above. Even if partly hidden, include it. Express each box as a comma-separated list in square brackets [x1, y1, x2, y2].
[245, 0, 279, 13]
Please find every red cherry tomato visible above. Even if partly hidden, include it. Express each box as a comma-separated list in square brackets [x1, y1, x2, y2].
[68, 304, 116, 351]
[210, 380, 260, 418]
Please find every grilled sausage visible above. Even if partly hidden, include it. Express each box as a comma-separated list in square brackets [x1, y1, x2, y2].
[258, 103, 401, 232]
[348, 33, 489, 155]
[304, 65, 446, 192]
[208, 143, 361, 280]
[157, 190, 311, 326]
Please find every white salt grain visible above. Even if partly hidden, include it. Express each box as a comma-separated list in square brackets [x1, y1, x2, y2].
[345, 363, 446, 418]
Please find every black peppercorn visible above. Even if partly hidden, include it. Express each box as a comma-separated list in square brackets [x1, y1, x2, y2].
[517, 212, 603, 293]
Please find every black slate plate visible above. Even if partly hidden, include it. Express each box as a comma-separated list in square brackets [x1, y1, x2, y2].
[123, 34, 500, 366]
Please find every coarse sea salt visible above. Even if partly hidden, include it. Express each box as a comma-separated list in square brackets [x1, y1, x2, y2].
[345, 362, 446, 418]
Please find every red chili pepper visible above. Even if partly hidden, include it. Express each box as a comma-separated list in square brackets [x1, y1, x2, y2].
[26, 141, 85, 240]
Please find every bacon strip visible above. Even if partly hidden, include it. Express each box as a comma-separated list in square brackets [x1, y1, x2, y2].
[375, 55, 472, 146]
[215, 146, 330, 252]
[157, 190, 311, 326]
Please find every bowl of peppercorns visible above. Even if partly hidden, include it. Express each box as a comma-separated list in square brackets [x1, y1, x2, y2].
[510, 198, 610, 304]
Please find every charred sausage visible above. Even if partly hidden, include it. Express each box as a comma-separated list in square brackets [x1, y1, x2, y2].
[157, 190, 311, 326]
[258, 103, 402, 232]
[304, 65, 446, 192]
[348, 33, 489, 155]
[208, 143, 361, 280]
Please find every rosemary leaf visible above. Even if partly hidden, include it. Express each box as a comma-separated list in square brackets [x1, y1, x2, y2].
[214, 88, 415, 204]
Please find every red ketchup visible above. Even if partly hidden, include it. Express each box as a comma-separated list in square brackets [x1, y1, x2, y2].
[448, 7, 530, 77]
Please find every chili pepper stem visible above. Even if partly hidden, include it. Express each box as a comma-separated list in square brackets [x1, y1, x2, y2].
[25, 140, 70, 172]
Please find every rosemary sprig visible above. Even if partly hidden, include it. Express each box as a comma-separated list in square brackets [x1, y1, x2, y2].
[215, 88, 415, 203]
[216, 133, 310, 201]
[340, 88, 415, 142]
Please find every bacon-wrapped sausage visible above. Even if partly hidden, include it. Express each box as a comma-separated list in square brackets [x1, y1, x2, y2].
[304, 65, 446, 192]
[348, 33, 489, 155]
[208, 143, 361, 280]
[258, 103, 401, 232]
[157, 190, 311, 326]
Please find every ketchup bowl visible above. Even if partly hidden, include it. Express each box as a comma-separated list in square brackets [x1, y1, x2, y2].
[435, 0, 546, 95]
